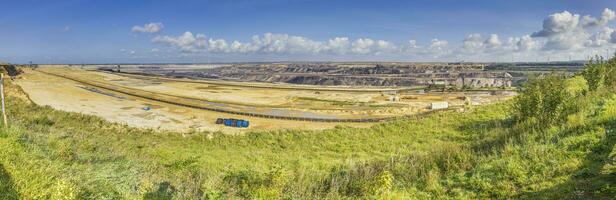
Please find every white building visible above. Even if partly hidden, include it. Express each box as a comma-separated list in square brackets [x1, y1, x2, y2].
[431, 102, 449, 110]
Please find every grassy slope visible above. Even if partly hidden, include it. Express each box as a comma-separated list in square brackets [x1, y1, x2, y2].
[0, 75, 614, 199]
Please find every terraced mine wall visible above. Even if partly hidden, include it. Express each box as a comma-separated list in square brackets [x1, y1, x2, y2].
[109, 71, 416, 93]
[104, 63, 513, 88]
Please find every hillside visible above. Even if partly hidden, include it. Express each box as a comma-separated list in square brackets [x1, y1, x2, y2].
[0, 59, 615, 199]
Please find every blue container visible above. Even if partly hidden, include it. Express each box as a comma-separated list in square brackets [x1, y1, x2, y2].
[220, 118, 249, 128]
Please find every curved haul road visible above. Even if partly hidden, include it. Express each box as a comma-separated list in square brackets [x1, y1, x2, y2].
[37, 69, 415, 123]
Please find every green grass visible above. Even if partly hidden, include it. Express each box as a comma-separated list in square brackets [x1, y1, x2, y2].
[0, 75, 614, 199]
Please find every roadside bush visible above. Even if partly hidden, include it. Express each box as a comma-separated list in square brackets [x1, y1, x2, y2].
[371, 170, 393, 196]
[583, 56, 616, 91]
[583, 57, 608, 91]
[606, 57, 616, 90]
[513, 75, 570, 128]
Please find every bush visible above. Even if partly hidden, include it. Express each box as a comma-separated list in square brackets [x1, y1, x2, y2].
[371, 170, 393, 196]
[513, 75, 570, 128]
[606, 57, 616, 90]
[582, 58, 607, 91]
[583, 56, 616, 91]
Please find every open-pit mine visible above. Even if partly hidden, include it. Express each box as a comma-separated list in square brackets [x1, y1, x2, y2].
[14, 63, 519, 133]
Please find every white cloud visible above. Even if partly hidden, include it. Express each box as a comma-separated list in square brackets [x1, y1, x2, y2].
[459, 34, 502, 54]
[252, 33, 324, 54]
[350, 38, 395, 55]
[151, 48, 160, 52]
[142, 8, 616, 61]
[532, 11, 580, 37]
[350, 38, 374, 54]
[152, 31, 206, 53]
[416, 39, 451, 58]
[485, 34, 502, 49]
[542, 30, 589, 50]
[418, 38, 450, 57]
[586, 27, 614, 47]
[400, 39, 423, 55]
[229, 40, 256, 53]
[408, 40, 418, 48]
[132, 22, 164, 33]
[462, 34, 484, 53]
[531, 9, 616, 51]
[581, 8, 615, 27]
[604, 8, 616, 22]
[377, 40, 395, 50]
[152, 32, 399, 55]
[325, 37, 350, 54]
[208, 38, 230, 53]
[429, 39, 448, 51]
[506, 35, 537, 51]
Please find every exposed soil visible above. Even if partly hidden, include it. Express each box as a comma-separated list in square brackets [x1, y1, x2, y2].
[16, 68, 366, 133]
[14, 65, 515, 133]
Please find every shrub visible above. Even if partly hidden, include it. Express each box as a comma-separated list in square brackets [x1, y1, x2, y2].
[513, 75, 570, 128]
[371, 170, 394, 196]
[582, 56, 616, 91]
[582, 57, 607, 91]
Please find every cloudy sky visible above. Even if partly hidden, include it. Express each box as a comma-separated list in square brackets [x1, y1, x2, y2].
[1, 0, 616, 63]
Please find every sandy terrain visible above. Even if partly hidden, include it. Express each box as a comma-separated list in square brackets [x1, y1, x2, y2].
[14, 66, 515, 133]
[16, 68, 366, 133]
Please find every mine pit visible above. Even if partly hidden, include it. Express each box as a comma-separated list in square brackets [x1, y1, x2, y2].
[15, 63, 519, 133]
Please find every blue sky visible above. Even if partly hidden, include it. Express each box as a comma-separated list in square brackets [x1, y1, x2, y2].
[1, 0, 616, 63]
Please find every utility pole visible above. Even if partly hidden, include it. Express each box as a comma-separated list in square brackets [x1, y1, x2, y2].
[1, 73, 8, 127]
